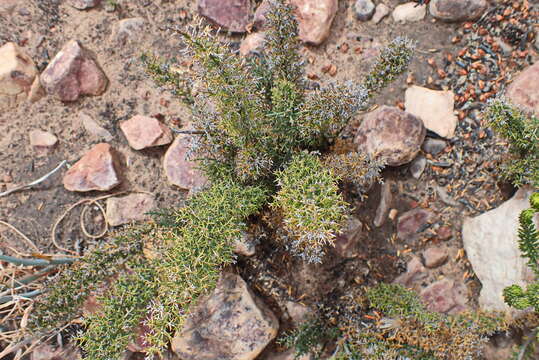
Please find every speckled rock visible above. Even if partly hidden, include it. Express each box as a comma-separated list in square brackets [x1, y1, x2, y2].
[429, 0, 487, 22]
[506, 61, 539, 116]
[253, 0, 272, 29]
[40, 40, 108, 102]
[394, 255, 427, 286]
[462, 187, 538, 314]
[110, 17, 145, 45]
[409, 154, 427, 179]
[163, 135, 208, 191]
[0, 42, 37, 110]
[405, 85, 457, 138]
[420, 278, 468, 314]
[29, 130, 57, 154]
[106, 193, 156, 227]
[69, 0, 101, 10]
[120, 115, 173, 150]
[392, 2, 426, 22]
[354, 0, 375, 21]
[172, 273, 279, 360]
[63, 143, 120, 192]
[198, 0, 253, 33]
[422, 138, 446, 156]
[355, 105, 426, 166]
[397, 208, 434, 241]
[422, 246, 449, 268]
[291, 0, 338, 45]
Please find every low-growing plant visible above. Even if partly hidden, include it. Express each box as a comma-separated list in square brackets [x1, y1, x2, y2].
[278, 316, 339, 359]
[484, 98, 539, 187]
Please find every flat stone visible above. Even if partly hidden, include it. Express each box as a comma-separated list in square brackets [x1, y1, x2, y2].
[436, 225, 452, 240]
[506, 61, 539, 116]
[394, 255, 427, 286]
[163, 135, 208, 191]
[420, 278, 468, 314]
[110, 17, 145, 45]
[354, 0, 375, 21]
[291, 0, 338, 45]
[80, 111, 113, 141]
[409, 154, 426, 179]
[333, 217, 363, 258]
[355, 105, 426, 167]
[422, 246, 448, 268]
[392, 2, 426, 22]
[40, 40, 108, 102]
[405, 85, 457, 138]
[462, 187, 538, 314]
[63, 143, 120, 192]
[422, 138, 446, 156]
[69, 0, 101, 9]
[29, 130, 57, 154]
[373, 181, 392, 227]
[397, 208, 434, 241]
[172, 273, 279, 360]
[429, 0, 487, 22]
[120, 115, 173, 150]
[198, 0, 253, 33]
[106, 193, 156, 226]
[371, 3, 390, 24]
[240, 32, 266, 57]
[0, 42, 37, 110]
[28, 76, 45, 103]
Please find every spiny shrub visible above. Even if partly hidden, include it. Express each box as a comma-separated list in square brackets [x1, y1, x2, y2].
[278, 317, 338, 359]
[332, 283, 506, 360]
[503, 192, 539, 357]
[484, 98, 539, 187]
[32, 0, 414, 358]
[273, 151, 348, 263]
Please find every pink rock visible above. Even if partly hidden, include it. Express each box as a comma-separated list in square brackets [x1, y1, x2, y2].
[355, 106, 426, 167]
[110, 17, 146, 45]
[422, 246, 448, 268]
[120, 115, 173, 150]
[63, 143, 120, 192]
[106, 193, 156, 226]
[397, 208, 434, 241]
[253, 0, 273, 29]
[420, 279, 468, 314]
[506, 61, 539, 116]
[40, 40, 108, 102]
[0, 42, 38, 110]
[69, 0, 101, 10]
[198, 0, 253, 33]
[429, 0, 487, 22]
[163, 135, 208, 191]
[28, 76, 45, 103]
[29, 129, 57, 154]
[394, 255, 427, 286]
[291, 0, 338, 45]
[333, 217, 363, 258]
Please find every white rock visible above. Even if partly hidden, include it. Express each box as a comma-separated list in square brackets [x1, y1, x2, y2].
[110, 17, 145, 45]
[372, 3, 390, 24]
[80, 111, 113, 141]
[405, 85, 457, 138]
[462, 187, 538, 314]
[0, 42, 37, 110]
[392, 2, 426, 22]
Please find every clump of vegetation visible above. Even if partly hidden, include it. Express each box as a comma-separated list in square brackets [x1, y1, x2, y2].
[484, 98, 539, 187]
[503, 192, 539, 358]
[273, 151, 348, 263]
[31, 0, 415, 358]
[278, 317, 338, 359]
[330, 284, 506, 360]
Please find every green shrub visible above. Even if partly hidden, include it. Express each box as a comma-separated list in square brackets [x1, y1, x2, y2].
[278, 317, 338, 359]
[484, 99, 539, 187]
[273, 151, 349, 263]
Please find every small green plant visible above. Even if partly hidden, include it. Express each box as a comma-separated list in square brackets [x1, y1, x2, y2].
[278, 317, 338, 359]
[503, 192, 539, 358]
[484, 98, 539, 187]
[332, 283, 506, 360]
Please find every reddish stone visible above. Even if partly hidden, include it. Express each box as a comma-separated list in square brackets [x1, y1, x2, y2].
[198, 0, 253, 33]
[394, 255, 427, 286]
[0, 42, 38, 109]
[40, 40, 108, 102]
[436, 225, 452, 240]
[29, 129, 57, 155]
[334, 217, 363, 258]
[506, 61, 539, 116]
[63, 143, 120, 192]
[422, 246, 449, 268]
[355, 106, 426, 167]
[106, 193, 156, 226]
[397, 208, 434, 241]
[253, 0, 272, 29]
[292, 0, 338, 45]
[429, 0, 487, 22]
[420, 279, 468, 314]
[163, 135, 208, 191]
[120, 115, 173, 150]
